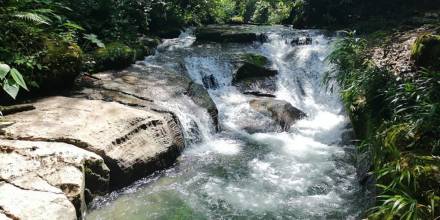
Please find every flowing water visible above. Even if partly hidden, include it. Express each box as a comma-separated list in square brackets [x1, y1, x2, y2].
[86, 26, 369, 220]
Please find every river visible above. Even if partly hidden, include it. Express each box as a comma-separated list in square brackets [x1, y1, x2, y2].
[86, 26, 369, 220]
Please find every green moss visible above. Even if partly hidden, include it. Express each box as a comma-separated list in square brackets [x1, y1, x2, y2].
[242, 53, 269, 67]
[411, 34, 440, 70]
[94, 42, 135, 72]
[39, 38, 83, 89]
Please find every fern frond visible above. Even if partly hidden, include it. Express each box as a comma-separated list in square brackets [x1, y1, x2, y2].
[13, 12, 51, 25]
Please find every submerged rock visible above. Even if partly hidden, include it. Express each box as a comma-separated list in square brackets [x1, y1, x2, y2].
[249, 98, 306, 131]
[0, 139, 109, 219]
[196, 25, 267, 43]
[291, 36, 313, 46]
[202, 74, 218, 89]
[0, 97, 184, 188]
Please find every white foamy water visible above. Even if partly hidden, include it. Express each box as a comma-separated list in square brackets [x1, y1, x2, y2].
[87, 26, 368, 220]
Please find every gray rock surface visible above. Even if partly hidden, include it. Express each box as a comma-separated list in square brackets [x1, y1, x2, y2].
[0, 97, 184, 188]
[0, 139, 109, 219]
[74, 66, 219, 131]
[0, 182, 77, 220]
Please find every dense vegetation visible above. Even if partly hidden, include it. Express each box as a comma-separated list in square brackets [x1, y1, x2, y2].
[1, 0, 438, 100]
[326, 31, 440, 219]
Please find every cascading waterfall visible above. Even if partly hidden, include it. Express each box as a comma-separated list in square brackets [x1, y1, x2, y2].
[86, 26, 369, 219]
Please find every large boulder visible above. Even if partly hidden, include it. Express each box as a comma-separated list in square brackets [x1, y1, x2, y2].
[249, 98, 306, 131]
[74, 65, 219, 132]
[0, 97, 185, 188]
[196, 25, 267, 43]
[0, 139, 109, 219]
[411, 34, 440, 70]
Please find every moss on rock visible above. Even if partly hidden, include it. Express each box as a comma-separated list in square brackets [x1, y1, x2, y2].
[411, 34, 440, 70]
[133, 37, 161, 60]
[94, 42, 135, 72]
[39, 38, 83, 89]
[233, 53, 277, 82]
[242, 53, 270, 67]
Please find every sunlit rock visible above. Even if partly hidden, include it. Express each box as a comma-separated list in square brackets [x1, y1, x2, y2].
[0, 139, 109, 219]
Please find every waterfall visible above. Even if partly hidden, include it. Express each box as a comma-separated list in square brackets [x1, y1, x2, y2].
[87, 26, 369, 220]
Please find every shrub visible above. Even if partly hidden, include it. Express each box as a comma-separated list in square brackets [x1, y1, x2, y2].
[38, 38, 83, 89]
[94, 42, 135, 72]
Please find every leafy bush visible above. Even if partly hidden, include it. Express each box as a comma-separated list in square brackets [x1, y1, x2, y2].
[38, 38, 83, 89]
[94, 42, 135, 72]
[327, 32, 440, 219]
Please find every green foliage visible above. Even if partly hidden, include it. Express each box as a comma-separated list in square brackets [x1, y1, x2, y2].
[84, 34, 105, 48]
[94, 42, 135, 71]
[252, 1, 271, 24]
[327, 32, 440, 219]
[0, 64, 28, 99]
[287, 0, 440, 28]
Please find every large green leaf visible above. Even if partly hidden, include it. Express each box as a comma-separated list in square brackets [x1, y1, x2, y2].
[0, 64, 10, 80]
[84, 34, 105, 48]
[3, 79, 20, 99]
[9, 68, 28, 91]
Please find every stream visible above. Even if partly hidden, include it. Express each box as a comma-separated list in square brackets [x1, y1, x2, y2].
[86, 26, 369, 220]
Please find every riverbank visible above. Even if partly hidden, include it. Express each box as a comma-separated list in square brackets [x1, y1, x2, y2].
[327, 17, 440, 218]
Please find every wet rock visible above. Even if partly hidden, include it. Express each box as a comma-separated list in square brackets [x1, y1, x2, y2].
[232, 53, 278, 94]
[0, 97, 184, 188]
[243, 91, 276, 98]
[249, 98, 306, 131]
[202, 74, 218, 89]
[74, 66, 219, 132]
[0, 139, 109, 219]
[233, 54, 277, 82]
[340, 128, 357, 145]
[186, 82, 220, 132]
[196, 25, 267, 43]
[291, 36, 313, 46]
